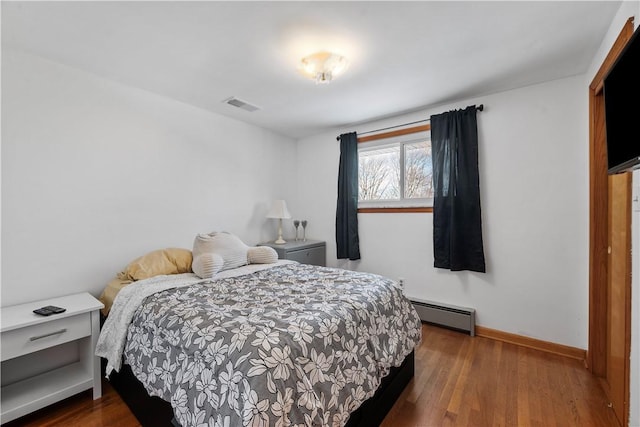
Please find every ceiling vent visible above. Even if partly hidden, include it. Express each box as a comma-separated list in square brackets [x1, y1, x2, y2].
[223, 97, 260, 112]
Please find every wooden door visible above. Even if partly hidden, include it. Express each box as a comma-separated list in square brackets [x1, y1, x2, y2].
[606, 173, 632, 425]
[588, 17, 634, 427]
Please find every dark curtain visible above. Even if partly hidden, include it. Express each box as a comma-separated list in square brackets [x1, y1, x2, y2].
[335, 132, 361, 260]
[431, 105, 486, 272]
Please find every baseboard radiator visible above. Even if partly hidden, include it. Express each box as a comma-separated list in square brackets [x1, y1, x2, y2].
[410, 298, 475, 336]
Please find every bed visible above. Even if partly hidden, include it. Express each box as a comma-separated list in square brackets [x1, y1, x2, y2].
[96, 260, 422, 427]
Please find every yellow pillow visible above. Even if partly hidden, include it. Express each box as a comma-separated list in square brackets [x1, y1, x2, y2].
[99, 277, 133, 316]
[117, 248, 193, 281]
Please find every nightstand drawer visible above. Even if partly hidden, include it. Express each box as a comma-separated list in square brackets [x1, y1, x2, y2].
[1, 313, 90, 362]
[287, 246, 326, 266]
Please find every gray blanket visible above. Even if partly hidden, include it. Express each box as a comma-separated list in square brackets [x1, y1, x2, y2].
[123, 263, 422, 427]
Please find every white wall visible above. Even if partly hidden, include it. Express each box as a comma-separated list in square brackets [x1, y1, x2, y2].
[1, 50, 297, 306]
[587, 2, 640, 425]
[296, 74, 589, 349]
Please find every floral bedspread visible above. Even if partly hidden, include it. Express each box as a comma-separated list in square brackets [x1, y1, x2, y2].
[123, 263, 422, 427]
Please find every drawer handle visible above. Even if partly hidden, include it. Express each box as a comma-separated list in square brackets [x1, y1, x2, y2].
[29, 328, 67, 341]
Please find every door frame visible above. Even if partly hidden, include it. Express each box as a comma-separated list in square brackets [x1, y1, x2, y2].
[588, 16, 634, 427]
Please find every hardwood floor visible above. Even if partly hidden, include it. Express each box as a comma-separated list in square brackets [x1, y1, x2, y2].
[382, 325, 618, 427]
[3, 381, 140, 427]
[5, 324, 618, 427]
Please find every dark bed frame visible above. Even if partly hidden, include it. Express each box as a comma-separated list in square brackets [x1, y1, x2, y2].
[106, 350, 414, 427]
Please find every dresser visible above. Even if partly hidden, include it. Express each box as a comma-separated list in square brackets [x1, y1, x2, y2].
[258, 239, 326, 267]
[0, 292, 104, 424]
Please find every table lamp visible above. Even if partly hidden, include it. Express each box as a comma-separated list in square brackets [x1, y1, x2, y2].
[266, 200, 291, 244]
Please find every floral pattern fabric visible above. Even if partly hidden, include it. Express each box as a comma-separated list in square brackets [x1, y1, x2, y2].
[123, 263, 422, 427]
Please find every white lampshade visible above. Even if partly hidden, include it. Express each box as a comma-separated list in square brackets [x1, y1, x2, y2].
[267, 200, 291, 244]
[266, 200, 291, 219]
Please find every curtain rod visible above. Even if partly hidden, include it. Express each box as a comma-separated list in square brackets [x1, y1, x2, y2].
[335, 104, 484, 141]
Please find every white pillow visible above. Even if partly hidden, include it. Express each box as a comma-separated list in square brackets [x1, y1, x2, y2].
[191, 253, 224, 279]
[192, 232, 249, 278]
[248, 246, 279, 264]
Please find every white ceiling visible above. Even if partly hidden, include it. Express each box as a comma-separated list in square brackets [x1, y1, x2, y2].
[2, 1, 621, 139]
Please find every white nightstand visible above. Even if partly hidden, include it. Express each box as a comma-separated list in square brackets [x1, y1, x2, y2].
[0, 292, 104, 424]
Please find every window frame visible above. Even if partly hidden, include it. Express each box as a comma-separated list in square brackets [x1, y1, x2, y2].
[357, 124, 433, 213]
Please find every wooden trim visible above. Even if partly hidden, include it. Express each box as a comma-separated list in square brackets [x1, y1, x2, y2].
[624, 175, 633, 427]
[589, 17, 635, 93]
[588, 85, 609, 376]
[358, 207, 433, 214]
[357, 124, 430, 143]
[588, 16, 634, 379]
[622, 173, 633, 427]
[476, 326, 586, 361]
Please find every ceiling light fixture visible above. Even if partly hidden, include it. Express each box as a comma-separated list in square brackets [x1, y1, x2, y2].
[299, 51, 348, 84]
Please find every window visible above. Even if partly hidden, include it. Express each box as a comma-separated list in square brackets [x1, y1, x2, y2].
[358, 127, 433, 210]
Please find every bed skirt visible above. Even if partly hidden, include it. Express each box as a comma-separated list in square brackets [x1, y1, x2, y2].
[106, 350, 414, 427]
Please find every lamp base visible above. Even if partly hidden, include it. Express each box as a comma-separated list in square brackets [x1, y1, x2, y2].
[274, 218, 286, 244]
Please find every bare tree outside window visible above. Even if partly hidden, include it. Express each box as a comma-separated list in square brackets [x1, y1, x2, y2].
[358, 137, 433, 207]
[359, 146, 399, 200]
[404, 142, 433, 199]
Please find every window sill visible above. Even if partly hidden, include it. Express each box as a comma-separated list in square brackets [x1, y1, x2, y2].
[358, 207, 433, 213]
